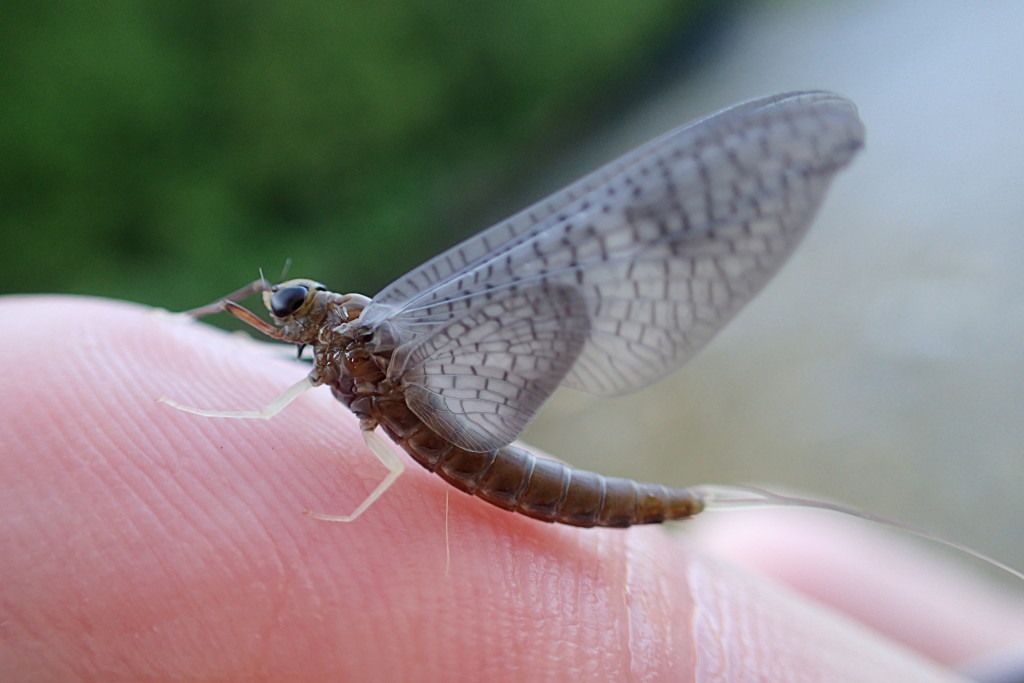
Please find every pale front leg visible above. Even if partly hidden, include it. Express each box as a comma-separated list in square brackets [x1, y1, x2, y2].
[158, 375, 317, 419]
[305, 428, 405, 522]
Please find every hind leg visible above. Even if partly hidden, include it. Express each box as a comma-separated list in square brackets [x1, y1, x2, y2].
[304, 426, 405, 522]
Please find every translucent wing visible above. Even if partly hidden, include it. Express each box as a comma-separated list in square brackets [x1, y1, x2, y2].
[359, 91, 864, 450]
[399, 284, 589, 452]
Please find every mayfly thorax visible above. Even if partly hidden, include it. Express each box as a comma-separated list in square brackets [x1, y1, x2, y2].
[162, 91, 865, 528]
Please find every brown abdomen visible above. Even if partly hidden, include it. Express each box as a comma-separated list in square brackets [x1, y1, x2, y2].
[372, 396, 704, 528]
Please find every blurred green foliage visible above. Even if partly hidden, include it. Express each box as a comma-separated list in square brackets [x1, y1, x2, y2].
[1, 0, 713, 310]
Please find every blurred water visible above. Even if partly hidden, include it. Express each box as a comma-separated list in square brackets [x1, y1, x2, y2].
[524, 0, 1024, 574]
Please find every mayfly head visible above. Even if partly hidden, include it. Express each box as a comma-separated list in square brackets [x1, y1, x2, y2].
[263, 278, 329, 321]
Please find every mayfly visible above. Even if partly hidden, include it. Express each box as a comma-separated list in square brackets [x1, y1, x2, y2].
[165, 91, 865, 528]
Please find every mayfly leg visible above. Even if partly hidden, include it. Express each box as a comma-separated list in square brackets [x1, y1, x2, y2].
[184, 278, 269, 318]
[304, 427, 406, 522]
[158, 375, 318, 419]
[181, 278, 289, 340]
[162, 380, 407, 522]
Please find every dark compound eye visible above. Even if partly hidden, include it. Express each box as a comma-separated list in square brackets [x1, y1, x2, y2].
[269, 285, 309, 318]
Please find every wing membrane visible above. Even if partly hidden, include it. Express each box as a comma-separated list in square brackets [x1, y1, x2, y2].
[360, 91, 864, 446]
[398, 284, 589, 452]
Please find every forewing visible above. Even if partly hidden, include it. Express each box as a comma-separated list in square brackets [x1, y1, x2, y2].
[398, 284, 589, 452]
[357, 91, 863, 448]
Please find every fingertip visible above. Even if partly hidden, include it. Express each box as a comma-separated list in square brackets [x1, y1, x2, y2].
[685, 550, 957, 681]
[688, 508, 1024, 669]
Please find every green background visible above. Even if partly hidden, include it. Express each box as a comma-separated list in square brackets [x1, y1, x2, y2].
[2, 1, 718, 311]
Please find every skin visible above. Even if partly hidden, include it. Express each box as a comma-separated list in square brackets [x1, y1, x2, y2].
[2, 295, 1023, 681]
